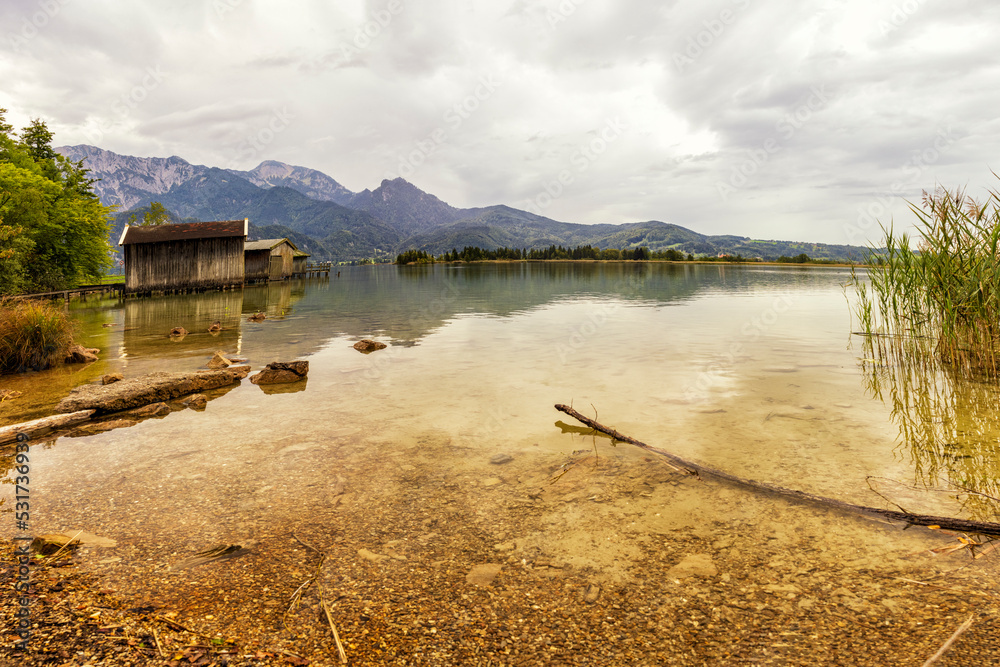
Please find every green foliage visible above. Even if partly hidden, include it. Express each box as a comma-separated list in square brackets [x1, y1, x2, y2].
[19, 119, 56, 162]
[129, 200, 171, 226]
[652, 248, 687, 261]
[396, 249, 436, 264]
[0, 297, 76, 373]
[777, 253, 811, 263]
[700, 253, 749, 262]
[524, 244, 651, 261]
[0, 110, 112, 294]
[403, 244, 662, 262]
[852, 183, 1000, 375]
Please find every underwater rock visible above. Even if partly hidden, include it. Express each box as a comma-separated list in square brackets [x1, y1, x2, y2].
[68, 418, 138, 437]
[65, 344, 99, 364]
[184, 393, 208, 409]
[353, 339, 387, 353]
[250, 361, 309, 385]
[207, 351, 233, 369]
[466, 564, 502, 586]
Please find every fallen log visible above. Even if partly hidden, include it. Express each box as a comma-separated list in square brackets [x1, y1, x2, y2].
[55, 367, 250, 416]
[554, 403, 1000, 537]
[0, 410, 95, 446]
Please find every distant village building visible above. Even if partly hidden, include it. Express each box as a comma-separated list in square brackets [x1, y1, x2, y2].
[243, 238, 300, 281]
[119, 219, 247, 294]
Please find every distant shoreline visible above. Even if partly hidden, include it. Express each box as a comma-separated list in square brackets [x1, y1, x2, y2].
[399, 259, 866, 268]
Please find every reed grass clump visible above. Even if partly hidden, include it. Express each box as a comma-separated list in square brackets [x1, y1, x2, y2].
[0, 297, 76, 374]
[853, 183, 1000, 375]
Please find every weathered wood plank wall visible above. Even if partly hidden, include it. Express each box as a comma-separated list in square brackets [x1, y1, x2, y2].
[124, 237, 245, 294]
[245, 250, 271, 283]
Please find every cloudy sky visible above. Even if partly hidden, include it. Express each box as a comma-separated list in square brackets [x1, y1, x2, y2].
[1, 0, 996, 245]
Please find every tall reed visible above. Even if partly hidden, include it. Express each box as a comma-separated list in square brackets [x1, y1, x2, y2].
[853, 183, 1000, 376]
[0, 297, 76, 374]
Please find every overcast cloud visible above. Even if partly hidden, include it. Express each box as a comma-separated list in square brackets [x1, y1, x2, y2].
[1, 0, 997, 245]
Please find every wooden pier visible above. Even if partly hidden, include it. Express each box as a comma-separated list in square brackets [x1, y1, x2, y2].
[303, 262, 333, 276]
[16, 283, 124, 302]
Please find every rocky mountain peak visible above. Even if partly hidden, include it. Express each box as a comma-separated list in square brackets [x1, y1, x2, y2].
[228, 160, 355, 204]
[56, 145, 203, 210]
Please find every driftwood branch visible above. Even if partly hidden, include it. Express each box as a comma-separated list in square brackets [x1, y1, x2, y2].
[922, 613, 977, 666]
[554, 403, 1000, 537]
[0, 410, 95, 445]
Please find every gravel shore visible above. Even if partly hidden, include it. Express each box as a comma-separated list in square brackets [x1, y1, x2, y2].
[4, 441, 999, 666]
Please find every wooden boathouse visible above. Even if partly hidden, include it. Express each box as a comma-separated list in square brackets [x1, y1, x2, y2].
[292, 249, 310, 275]
[244, 238, 300, 281]
[119, 219, 247, 294]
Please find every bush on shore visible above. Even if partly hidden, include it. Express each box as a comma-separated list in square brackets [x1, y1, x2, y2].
[0, 297, 76, 374]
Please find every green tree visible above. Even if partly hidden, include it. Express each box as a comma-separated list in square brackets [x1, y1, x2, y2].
[129, 200, 171, 226]
[0, 110, 112, 293]
[20, 118, 57, 162]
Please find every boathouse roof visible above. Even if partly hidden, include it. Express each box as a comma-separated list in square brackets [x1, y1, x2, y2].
[244, 238, 299, 252]
[119, 219, 248, 245]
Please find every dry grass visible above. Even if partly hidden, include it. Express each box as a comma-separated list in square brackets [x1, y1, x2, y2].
[0, 296, 75, 374]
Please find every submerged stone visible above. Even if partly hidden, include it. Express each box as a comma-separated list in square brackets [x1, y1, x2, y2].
[32, 531, 117, 554]
[68, 419, 138, 437]
[667, 554, 718, 579]
[65, 344, 99, 364]
[466, 563, 502, 586]
[207, 351, 233, 369]
[184, 393, 208, 409]
[250, 361, 309, 385]
[353, 339, 387, 353]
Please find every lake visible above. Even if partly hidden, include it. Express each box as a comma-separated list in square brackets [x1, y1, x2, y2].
[3, 262, 999, 664]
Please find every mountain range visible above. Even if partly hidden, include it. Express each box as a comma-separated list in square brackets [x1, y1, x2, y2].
[57, 145, 871, 263]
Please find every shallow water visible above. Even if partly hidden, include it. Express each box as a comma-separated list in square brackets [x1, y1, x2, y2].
[3, 263, 999, 634]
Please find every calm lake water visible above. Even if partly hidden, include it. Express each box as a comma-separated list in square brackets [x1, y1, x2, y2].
[3, 262, 998, 640]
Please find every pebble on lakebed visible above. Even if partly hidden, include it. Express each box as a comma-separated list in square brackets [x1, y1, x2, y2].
[9, 429, 1000, 665]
